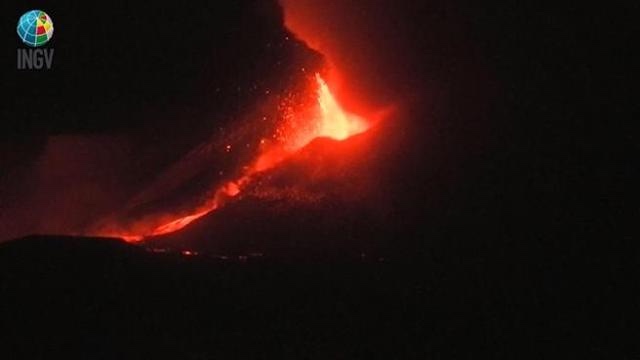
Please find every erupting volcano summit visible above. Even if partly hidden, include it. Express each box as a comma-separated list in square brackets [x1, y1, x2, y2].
[121, 73, 372, 241]
[78, 0, 387, 244]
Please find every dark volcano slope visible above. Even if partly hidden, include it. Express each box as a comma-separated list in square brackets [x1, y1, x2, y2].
[144, 125, 393, 259]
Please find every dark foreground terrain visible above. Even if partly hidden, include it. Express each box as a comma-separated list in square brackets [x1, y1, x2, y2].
[0, 235, 637, 359]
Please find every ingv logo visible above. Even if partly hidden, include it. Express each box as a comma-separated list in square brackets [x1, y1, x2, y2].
[16, 10, 55, 70]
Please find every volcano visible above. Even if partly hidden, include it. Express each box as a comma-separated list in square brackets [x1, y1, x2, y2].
[1, 0, 390, 251]
[71, 2, 393, 255]
[1, 0, 635, 358]
[90, 71, 378, 240]
[85, 62, 386, 252]
[143, 124, 390, 258]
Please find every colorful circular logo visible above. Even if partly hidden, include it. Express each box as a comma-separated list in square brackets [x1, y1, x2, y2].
[17, 10, 54, 47]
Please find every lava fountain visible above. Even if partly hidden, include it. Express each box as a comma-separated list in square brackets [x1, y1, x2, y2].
[90, 1, 384, 242]
[100, 72, 372, 242]
[145, 73, 370, 239]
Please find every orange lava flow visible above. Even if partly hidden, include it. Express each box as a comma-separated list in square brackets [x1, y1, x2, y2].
[109, 73, 370, 242]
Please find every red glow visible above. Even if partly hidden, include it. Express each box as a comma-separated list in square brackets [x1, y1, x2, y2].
[148, 209, 211, 237]
[295, 74, 368, 146]
[90, 2, 388, 242]
[97, 72, 372, 242]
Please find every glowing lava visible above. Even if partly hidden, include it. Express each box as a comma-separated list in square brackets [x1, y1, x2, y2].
[299, 74, 368, 145]
[103, 73, 370, 242]
[316, 75, 368, 140]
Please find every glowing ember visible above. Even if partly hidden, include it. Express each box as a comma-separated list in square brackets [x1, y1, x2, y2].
[99, 73, 371, 241]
